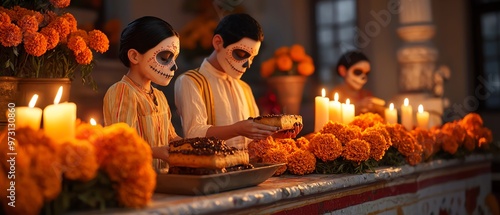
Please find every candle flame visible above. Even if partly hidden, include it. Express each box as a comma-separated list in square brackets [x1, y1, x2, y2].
[404, 98, 409, 106]
[334, 92, 339, 102]
[321, 88, 326, 97]
[90, 118, 97, 126]
[389, 103, 394, 110]
[418, 104, 424, 113]
[28, 94, 38, 108]
[346, 98, 350, 105]
[54, 86, 63, 104]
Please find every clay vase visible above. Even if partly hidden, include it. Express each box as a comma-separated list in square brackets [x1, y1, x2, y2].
[267, 75, 307, 115]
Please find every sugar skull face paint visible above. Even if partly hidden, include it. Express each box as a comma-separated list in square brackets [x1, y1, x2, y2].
[140, 36, 180, 86]
[216, 38, 261, 79]
[345, 60, 370, 91]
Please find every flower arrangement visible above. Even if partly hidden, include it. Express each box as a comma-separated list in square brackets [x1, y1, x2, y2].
[0, 0, 110, 89]
[260, 44, 315, 78]
[248, 112, 495, 175]
[0, 121, 155, 215]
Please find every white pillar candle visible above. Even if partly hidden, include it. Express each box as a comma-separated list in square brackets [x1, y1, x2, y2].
[342, 98, 355, 124]
[43, 86, 76, 142]
[384, 103, 398, 124]
[15, 94, 42, 131]
[401, 98, 413, 130]
[314, 88, 329, 132]
[329, 92, 342, 123]
[416, 104, 429, 130]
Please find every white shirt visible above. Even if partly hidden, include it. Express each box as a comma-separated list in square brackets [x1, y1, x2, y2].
[174, 59, 259, 149]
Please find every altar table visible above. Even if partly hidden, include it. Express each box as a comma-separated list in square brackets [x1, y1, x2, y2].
[89, 154, 493, 215]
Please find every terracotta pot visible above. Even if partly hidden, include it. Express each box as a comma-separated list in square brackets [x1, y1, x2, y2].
[16, 78, 72, 109]
[267, 75, 307, 115]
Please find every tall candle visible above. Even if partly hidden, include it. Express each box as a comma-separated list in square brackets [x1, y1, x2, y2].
[401, 98, 413, 130]
[385, 103, 398, 124]
[416, 104, 429, 130]
[314, 88, 329, 132]
[329, 92, 342, 123]
[43, 86, 77, 142]
[15, 94, 42, 130]
[342, 98, 355, 124]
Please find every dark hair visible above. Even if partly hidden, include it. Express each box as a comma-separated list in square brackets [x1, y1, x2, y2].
[335, 50, 369, 76]
[119, 16, 179, 67]
[213, 13, 264, 47]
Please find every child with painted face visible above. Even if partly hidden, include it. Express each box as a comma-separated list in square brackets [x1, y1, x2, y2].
[103, 16, 182, 170]
[175, 13, 302, 150]
[332, 50, 385, 115]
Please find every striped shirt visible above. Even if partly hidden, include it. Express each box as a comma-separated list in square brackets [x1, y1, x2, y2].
[103, 75, 179, 170]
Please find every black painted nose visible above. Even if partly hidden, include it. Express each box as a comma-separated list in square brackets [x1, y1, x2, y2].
[171, 64, 178, 72]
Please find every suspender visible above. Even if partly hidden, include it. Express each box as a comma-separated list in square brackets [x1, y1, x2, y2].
[181, 68, 256, 125]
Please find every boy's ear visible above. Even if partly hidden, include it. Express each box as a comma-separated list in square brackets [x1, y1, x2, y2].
[212, 35, 224, 51]
[128, 49, 140, 64]
[338, 65, 347, 77]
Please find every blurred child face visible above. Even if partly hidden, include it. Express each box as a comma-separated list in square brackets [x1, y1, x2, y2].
[139, 36, 180, 86]
[216, 37, 261, 79]
[345, 60, 370, 91]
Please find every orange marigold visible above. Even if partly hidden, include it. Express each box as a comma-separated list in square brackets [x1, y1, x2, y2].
[23, 32, 48, 57]
[70, 29, 89, 42]
[260, 58, 276, 78]
[361, 130, 388, 161]
[295, 136, 311, 151]
[364, 123, 392, 146]
[349, 112, 385, 131]
[405, 143, 423, 166]
[0, 23, 22, 47]
[17, 15, 38, 33]
[460, 112, 483, 131]
[40, 27, 59, 50]
[343, 139, 370, 163]
[48, 16, 70, 41]
[50, 0, 71, 8]
[411, 128, 435, 160]
[297, 61, 314, 76]
[76, 121, 104, 142]
[248, 137, 277, 162]
[61, 12, 77, 32]
[0, 12, 11, 24]
[275, 138, 298, 155]
[310, 133, 343, 162]
[60, 139, 99, 182]
[276, 54, 293, 71]
[116, 164, 156, 208]
[262, 148, 288, 176]
[289, 44, 306, 62]
[75, 46, 93, 65]
[274, 46, 289, 57]
[68, 35, 87, 54]
[88, 29, 110, 53]
[287, 149, 316, 175]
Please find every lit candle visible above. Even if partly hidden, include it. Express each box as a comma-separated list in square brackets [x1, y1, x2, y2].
[329, 92, 342, 123]
[314, 88, 329, 132]
[90, 118, 97, 126]
[401, 98, 413, 130]
[43, 86, 77, 142]
[342, 98, 355, 124]
[15, 94, 42, 130]
[416, 104, 429, 130]
[385, 103, 398, 124]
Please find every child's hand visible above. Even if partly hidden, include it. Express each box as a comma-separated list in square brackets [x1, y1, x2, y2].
[272, 123, 303, 139]
[235, 119, 278, 140]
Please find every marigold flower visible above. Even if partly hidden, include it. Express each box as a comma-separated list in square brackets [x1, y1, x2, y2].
[274, 46, 289, 57]
[276, 54, 293, 71]
[297, 61, 314, 76]
[349, 112, 385, 131]
[61, 12, 77, 32]
[343, 139, 370, 163]
[434, 129, 459, 155]
[289, 44, 306, 62]
[50, 0, 71, 8]
[116, 164, 156, 208]
[23, 32, 48, 56]
[260, 58, 276, 78]
[361, 130, 388, 161]
[405, 143, 423, 166]
[88, 29, 110, 53]
[76, 121, 104, 142]
[248, 137, 277, 162]
[262, 148, 288, 176]
[40, 27, 59, 50]
[0, 23, 22, 47]
[70, 29, 88, 42]
[460, 112, 483, 131]
[364, 123, 392, 146]
[287, 149, 316, 175]
[463, 133, 476, 152]
[75, 46, 93, 65]
[411, 128, 435, 160]
[17, 15, 38, 33]
[275, 138, 298, 155]
[477, 127, 493, 148]
[295, 136, 311, 151]
[441, 121, 466, 146]
[68, 35, 87, 54]
[60, 139, 99, 182]
[310, 133, 343, 162]
[48, 16, 70, 41]
[0, 12, 11, 24]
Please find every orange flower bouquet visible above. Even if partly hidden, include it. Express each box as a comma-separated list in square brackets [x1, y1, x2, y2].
[260, 44, 315, 78]
[0, 0, 109, 89]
